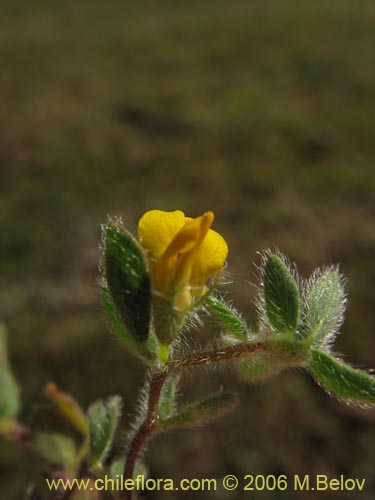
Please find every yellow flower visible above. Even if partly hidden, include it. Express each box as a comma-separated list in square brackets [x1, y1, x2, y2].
[138, 210, 228, 310]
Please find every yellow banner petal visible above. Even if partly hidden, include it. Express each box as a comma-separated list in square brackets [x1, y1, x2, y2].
[138, 210, 185, 260]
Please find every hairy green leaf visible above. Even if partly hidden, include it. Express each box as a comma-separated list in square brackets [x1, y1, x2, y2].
[206, 296, 247, 340]
[238, 352, 284, 381]
[298, 268, 345, 344]
[101, 286, 157, 362]
[88, 395, 122, 466]
[310, 349, 375, 406]
[109, 457, 148, 481]
[158, 375, 179, 420]
[109, 457, 125, 480]
[264, 255, 300, 334]
[0, 324, 20, 419]
[158, 393, 237, 430]
[239, 336, 310, 381]
[33, 432, 76, 467]
[103, 220, 150, 343]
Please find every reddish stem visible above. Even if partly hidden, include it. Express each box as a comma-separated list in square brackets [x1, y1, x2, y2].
[168, 341, 266, 369]
[121, 371, 167, 500]
[120, 341, 266, 499]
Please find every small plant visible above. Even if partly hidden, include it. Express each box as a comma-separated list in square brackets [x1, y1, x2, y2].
[1, 209, 374, 500]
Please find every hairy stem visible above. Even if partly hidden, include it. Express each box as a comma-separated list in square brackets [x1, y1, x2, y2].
[168, 341, 266, 370]
[121, 370, 168, 500]
[120, 341, 266, 499]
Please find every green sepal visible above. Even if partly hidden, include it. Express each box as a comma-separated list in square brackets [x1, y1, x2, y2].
[152, 294, 185, 345]
[206, 296, 247, 340]
[310, 349, 375, 406]
[102, 220, 151, 343]
[158, 393, 237, 430]
[33, 432, 76, 467]
[264, 255, 300, 334]
[87, 395, 122, 467]
[0, 324, 20, 419]
[298, 268, 345, 344]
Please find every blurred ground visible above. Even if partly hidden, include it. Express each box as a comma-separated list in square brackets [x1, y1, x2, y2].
[0, 0, 374, 499]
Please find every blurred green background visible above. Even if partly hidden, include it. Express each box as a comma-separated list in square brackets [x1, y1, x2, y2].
[1, 0, 374, 498]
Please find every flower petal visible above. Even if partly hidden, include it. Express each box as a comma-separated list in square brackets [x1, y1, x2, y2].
[138, 210, 186, 260]
[163, 211, 214, 260]
[191, 228, 228, 285]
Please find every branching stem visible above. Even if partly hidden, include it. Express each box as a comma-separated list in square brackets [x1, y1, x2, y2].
[121, 340, 267, 499]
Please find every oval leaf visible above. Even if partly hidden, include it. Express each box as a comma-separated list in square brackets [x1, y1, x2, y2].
[310, 349, 375, 406]
[158, 393, 237, 430]
[103, 220, 150, 343]
[158, 375, 179, 420]
[264, 255, 300, 334]
[88, 395, 122, 466]
[206, 296, 247, 340]
[101, 286, 157, 362]
[238, 352, 284, 381]
[298, 268, 346, 344]
[33, 432, 76, 467]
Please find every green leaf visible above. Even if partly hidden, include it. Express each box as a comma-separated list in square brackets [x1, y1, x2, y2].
[206, 296, 247, 340]
[109, 457, 125, 479]
[88, 395, 122, 466]
[101, 286, 135, 351]
[267, 336, 311, 364]
[238, 352, 284, 381]
[158, 393, 237, 430]
[298, 268, 345, 344]
[133, 460, 148, 480]
[310, 349, 375, 406]
[109, 457, 148, 481]
[101, 287, 156, 362]
[0, 324, 20, 419]
[33, 432, 76, 467]
[264, 255, 300, 334]
[238, 337, 310, 381]
[158, 375, 179, 420]
[103, 220, 151, 343]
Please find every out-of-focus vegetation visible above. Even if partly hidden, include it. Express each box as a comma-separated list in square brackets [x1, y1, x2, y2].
[0, 0, 374, 498]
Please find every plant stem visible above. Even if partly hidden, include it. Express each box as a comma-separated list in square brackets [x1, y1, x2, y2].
[121, 370, 168, 500]
[120, 341, 266, 499]
[168, 341, 266, 369]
